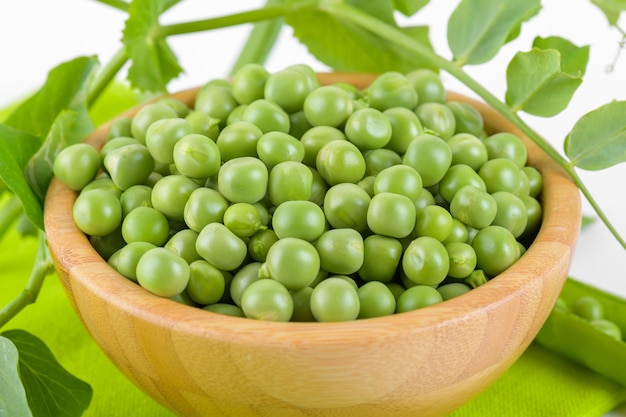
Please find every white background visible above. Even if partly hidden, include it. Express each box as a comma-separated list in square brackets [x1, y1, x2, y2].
[1, 0, 626, 413]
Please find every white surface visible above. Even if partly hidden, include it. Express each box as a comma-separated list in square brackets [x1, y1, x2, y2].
[1, 0, 626, 414]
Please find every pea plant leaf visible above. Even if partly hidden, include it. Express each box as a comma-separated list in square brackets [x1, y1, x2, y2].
[1, 330, 92, 417]
[286, 1, 438, 73]
[392, 0, 430, 16]
[0, 125, 45, 230]
[24, 111, 82, 203]
[505, 48, 583, 117]
[122, 0, 184, 93]
[447, 0, 541, 65]
[532, 36, 590, 77]
[3, 56, 97, 140]
[564, 100, 626, 170]
[591, 0, 626, 25]
[0, 336, 33, 417]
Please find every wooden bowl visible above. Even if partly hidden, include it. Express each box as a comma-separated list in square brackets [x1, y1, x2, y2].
[44, 73, 581, 417]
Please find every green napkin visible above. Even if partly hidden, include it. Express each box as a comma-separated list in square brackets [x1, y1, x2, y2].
[2, 228, 626, 417]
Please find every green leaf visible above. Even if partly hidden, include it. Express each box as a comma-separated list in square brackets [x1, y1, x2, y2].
[286, 4, 438, 73]
[392, 0, 430, 16]
[532, 36, 590, 77]
[0, 336, 33, 417]
[123, 0, 184, 92]
[3, 56, 97, 140]
[505, 48, 583, 117]
[591, 0, 626, 25]
[24, 111, 81, 202]
[0, 125, 44, 230]
[1, 330, 92, 417]
[447, 0, 541, 65]
[564, 100, 626, 170]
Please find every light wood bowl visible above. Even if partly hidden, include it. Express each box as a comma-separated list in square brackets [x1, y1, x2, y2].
[44, 73, 581, 417]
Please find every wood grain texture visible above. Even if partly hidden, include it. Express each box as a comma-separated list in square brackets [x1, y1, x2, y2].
[43, 73, 581, 417]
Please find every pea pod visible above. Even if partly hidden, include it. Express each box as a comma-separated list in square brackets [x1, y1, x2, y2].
[535, 278, 626, 386]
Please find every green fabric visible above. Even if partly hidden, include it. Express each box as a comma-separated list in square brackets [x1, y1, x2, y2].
[2, 228, 626, 417]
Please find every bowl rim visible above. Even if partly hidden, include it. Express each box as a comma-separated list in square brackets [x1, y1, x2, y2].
[43, 72, 581, 344]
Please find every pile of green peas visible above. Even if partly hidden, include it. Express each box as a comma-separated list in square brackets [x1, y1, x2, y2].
[53, 63, 544, 322]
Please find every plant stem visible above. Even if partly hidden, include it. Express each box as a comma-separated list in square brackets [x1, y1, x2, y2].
[157, 0, 318, 38]
[229, 0, 285, 76]
[0, 231, 53, 329]
[91, 0, 129, 12]
[0, 194, 23, 242]
[326, 2, 626, 249]
[87, 47, 130, 107]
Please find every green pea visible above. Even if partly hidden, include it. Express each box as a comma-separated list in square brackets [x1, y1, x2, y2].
[183, 187, 229, 232]
[223, 202, 267, 238]
[196, 222, 248, 271]
[122, 206, 169, 246]
[195, 84, 238, 122]
[271, 200, 326, 242]
[151, 174, 199, 222]
[242, 99, 290, 133]
[323, 183, 371, 233]
[383, 107, 423, 155]
[247, 228, 279, 262]
[572, 296, 605, 321]
[357, 234, 403, 283]
[130, 102, 178, 144]
[437, 282, 472, 300]
[344, 108, 392, 150]
[203, 303, 245, 318]
[414, 205, 454, 241]
[114, 241, 156, 282]
[446, 101, 484, 137]
[73, 189, 122, 237]
[165, 229, 202, 264]
[447, 133, 488, 171]
[406, 68, 446, 104]
[173, 133, 221, 179]
[241, 279, 294, 322]
[256, 131, 305, 168]
[450, 185, 497, 230]
[367, 192, 416, 239]
[483, 132, 528, 168]
[187, 259, 226, 305]
[402, 236, 450, 287]
[310, 277, 360, 322]
[367, 71, 418, 111]
[136, 248, 190, 298]
[300, 125, 347, 167]
[402, 133, 452, 187]
[104, 144, 155, 191]
[364, 148, 402, 177]
[316, 140, 366, 185]
[303, 85, 354, 127]
[444, 241, 477, 279]
[145, 118, 193, 165]
[357, 281, 397, 319]
[53, 143, 101, 191]
[259, 237, 320, 290]
[472, 225, 520, 277]
[268, 161, 313, 206]
[218, 156, 268, 204]
[396, 285, 443, 313]
[415, 102, 456, 140]
[290, 286, 316, 322]
[215, 121, 263, 161]
[315, 228, 364, 275]
[231, 63, 270, 105]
